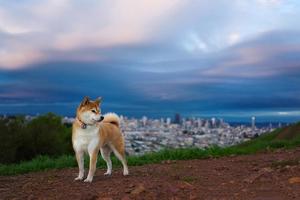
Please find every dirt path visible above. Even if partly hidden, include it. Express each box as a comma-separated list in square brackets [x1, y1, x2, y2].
[2, 148, 300, 200]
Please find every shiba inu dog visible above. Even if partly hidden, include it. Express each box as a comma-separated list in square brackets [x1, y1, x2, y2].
[72, 96, 129, 183]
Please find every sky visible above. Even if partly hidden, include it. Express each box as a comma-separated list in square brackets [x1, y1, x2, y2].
[0, 0, 300, 122]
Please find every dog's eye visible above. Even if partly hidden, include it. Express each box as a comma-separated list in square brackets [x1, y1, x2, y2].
[91, 110, 96, 113]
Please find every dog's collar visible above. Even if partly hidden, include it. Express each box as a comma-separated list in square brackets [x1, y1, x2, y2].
[76, 118, 89, 129]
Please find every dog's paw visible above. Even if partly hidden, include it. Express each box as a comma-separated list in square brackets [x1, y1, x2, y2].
[123, 170, 129, 176]
[74, 176, 84, 181]
[104, 171, 112, 176]
[83, 177, 93, 183]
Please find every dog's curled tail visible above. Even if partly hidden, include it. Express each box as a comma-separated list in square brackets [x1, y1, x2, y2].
[102, 113, 120, 127]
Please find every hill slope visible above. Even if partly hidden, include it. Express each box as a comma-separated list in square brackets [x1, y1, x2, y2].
[1, 148, 300, 199]
[276, 122, 300, 140]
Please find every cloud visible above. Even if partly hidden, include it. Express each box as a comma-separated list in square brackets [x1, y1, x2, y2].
[0, 0, 183, 69]
[182, 32, 208, 53]
[201, 30, 300, 78]
[1, 0, 300, 69]
[256, 0, 282, 6]
[0, 1, 300, 118]
[228, 32, 241, 45]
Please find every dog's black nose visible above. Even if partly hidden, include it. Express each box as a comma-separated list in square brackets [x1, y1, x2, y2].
[98, 116, 104, 122]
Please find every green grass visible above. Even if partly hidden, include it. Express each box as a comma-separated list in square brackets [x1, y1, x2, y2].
[1, 126, 300, 176]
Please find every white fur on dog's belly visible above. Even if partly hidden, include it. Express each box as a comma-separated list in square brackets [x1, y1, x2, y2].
[73, 126, 100, 153]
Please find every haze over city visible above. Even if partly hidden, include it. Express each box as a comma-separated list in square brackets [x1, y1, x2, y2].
[0, 0, 300, 122]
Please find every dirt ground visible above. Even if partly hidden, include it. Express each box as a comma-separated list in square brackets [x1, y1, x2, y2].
[2, 148, 300, 200]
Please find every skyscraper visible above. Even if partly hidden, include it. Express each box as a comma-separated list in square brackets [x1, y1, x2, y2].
[197, 118, 202, 128]
[174, 113, 181, 124]
[251, 116, 256, 129]
[142, 116, 147, 127]
[211, 117, 216, 128]
[166, 118, 171, 125]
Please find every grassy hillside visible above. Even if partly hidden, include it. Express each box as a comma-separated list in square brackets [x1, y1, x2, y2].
[0, 122, 300, 176]
[276, 121, 300, 140]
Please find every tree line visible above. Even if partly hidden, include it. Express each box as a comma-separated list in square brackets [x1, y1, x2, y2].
[0, 113, 73, 164]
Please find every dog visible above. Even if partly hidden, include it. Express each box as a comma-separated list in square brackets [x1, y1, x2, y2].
[72, 96, 129, 182]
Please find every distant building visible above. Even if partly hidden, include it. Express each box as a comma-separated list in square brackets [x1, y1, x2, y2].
[160, 118, 164, 125]
[220, 118, 224, 127]
[269, 123, 272, 129]
[142, 116, 147, 127]
[174, 113, 181, 124]
[251, 116, 256, 129]
[205, 120, 210, 129]
[211, 117, 216, 128]
[166, 118, 171, 125]
[197, 118, 202, 128]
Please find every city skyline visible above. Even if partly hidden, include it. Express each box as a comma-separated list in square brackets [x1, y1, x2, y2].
[0, 0, 300, 122]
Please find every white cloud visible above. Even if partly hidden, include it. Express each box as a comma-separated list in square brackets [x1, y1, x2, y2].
[183, 32, 208, 53]
[268, 111, 300, 116]
[0, 0, 182, 69]
[0, 0, 299, 69]
[0, 8, 36, 34]
[257, 0, 282, 6]
[228, 32, 241, 45]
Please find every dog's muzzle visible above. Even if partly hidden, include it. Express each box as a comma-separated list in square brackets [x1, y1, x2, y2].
[97, 116, 104, 122]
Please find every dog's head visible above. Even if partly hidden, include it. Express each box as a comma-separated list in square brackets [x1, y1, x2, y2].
[76, 96, 104, 125]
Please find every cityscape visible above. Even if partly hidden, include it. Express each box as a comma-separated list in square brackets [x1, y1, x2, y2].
[1, 113, 286, 156]
[61, 113, 282, 155]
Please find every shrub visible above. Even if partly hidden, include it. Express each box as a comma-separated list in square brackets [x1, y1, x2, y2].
[0, 113, 72, 164]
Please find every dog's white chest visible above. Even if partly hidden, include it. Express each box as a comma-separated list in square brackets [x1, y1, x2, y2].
[73, 126, 100, 152]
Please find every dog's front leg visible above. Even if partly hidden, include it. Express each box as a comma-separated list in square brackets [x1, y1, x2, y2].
[84, 149, 98, 183]
[74, 151, 84, 181]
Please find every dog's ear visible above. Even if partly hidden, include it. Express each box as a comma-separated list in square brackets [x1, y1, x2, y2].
[80, 96, 90, 106]
[95, 97, 102, 105]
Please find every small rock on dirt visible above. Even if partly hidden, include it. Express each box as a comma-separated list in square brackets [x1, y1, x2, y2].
[288, 177, 300, 184]
[178, 181, 194, 190]
[243, 167, 273, 183]
[130, 183, 146, 195]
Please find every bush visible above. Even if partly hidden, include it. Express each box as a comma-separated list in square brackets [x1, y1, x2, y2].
[0, 117, 24, 163]
[0, 113, 72, 164]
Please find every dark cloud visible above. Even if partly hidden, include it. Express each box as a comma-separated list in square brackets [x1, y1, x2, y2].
[0, 0, 300, 122]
